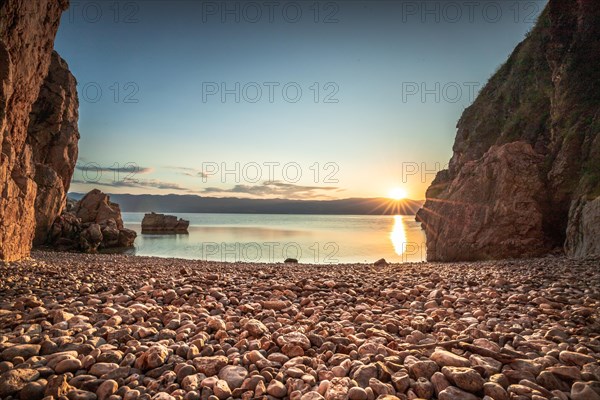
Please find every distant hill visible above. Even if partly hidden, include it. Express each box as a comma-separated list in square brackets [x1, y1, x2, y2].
[68, 193, 424, 215]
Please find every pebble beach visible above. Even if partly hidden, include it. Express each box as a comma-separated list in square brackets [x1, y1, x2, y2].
[0, 251, 599, 400]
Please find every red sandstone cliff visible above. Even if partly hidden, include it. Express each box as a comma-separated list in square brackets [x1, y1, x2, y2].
[417, 0, 600, 261]
[0, 0, 77, 260]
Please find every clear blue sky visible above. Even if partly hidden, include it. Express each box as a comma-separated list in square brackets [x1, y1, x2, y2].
[55, 0, 547, 200]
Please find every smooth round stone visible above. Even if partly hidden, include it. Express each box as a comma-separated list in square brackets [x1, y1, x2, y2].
[571, 381, 600, 400]
[20, 379, 47, 400]
[217, 365, 248, 390]
[267, 380, 287, 398]
[96, 379, 118, 400]
[0, 361, 13, 374]
[89, 363, 119, 377]
[177, 364, 197, 383]
[348, 386, 368, 400]
[67, 389, 98, 400]
[1, 344, 41, 361]
[559, 351, 596, 367]
[484, 382, 509, 400]
[56, 358, 83, 374]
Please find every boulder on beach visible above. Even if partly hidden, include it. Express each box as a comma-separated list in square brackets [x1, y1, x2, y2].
[73, 189, 125, 228]
[374, 258, 388, 266]
[141, 212, 189, 233]
[48, 189, 136, 252]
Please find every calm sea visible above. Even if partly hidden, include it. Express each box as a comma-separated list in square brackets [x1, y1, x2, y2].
[122, 213, 427, 264]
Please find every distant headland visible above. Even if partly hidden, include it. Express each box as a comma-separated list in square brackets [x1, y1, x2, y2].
[68, 193, 424, 216]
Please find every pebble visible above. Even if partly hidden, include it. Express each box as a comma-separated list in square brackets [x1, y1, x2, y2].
[348, 386, 368, 400]
[217, 365, 247, 389]
[0, 368, 40, 397]
[96, 379, 118, 400]
[0, 251, 597, 400]
[267, 379, 287, 398]
[560, 351, 597, 367]
[431, 349, 471, 367]
[212, 379, 231, 400]
[484, 381, 509, 400]
[243, 319, 268, 337]
[442, 366, 485, 392]
[89, 363, 119, 377]
[438, 385, 480, 400]
[571, 381, 600, 400]
[1, 344, 41, 361]
[55, 358, 82, 374]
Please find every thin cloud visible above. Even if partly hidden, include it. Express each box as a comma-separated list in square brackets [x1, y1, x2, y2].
[201, 180, 341, 200]
[76, 164, 153, 174]
[71, 178, 190, 192]
[166, 166, 209, 178]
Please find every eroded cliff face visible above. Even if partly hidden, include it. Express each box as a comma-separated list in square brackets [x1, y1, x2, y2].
[421, 142, 550, 261]
[417, 0, 600, 261]
[28, 51, 80, 245]
[0, 0, 72, 260]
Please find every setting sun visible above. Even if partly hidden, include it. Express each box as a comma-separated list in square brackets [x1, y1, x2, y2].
[388, 187, 408, 200]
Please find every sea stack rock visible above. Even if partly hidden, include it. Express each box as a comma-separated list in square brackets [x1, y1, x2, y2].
[49, 189, 137, 252]
[417, 0, 600, 261]
[74, 189, 126, 228]
[142, 212, 190, 233]
[0, 0, 72, 261]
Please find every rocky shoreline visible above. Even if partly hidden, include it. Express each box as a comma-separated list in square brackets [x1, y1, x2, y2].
[0, 252, 599, 400]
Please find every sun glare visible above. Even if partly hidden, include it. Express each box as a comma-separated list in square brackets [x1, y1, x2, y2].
[388, 187, 408, 200]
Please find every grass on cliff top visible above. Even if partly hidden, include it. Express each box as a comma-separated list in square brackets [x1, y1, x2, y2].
[456, 8, 553, 160]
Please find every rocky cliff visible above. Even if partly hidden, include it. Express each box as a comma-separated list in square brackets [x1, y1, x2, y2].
[0, 0, 75, 260]
[28, 51, 80, 245]
[417, 0, 600, 261]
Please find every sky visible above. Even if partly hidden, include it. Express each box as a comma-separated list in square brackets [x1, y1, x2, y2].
[56, 0, 548, 200]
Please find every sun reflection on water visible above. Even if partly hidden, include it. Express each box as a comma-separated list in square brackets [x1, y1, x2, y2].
[390, 215, 408, 255]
